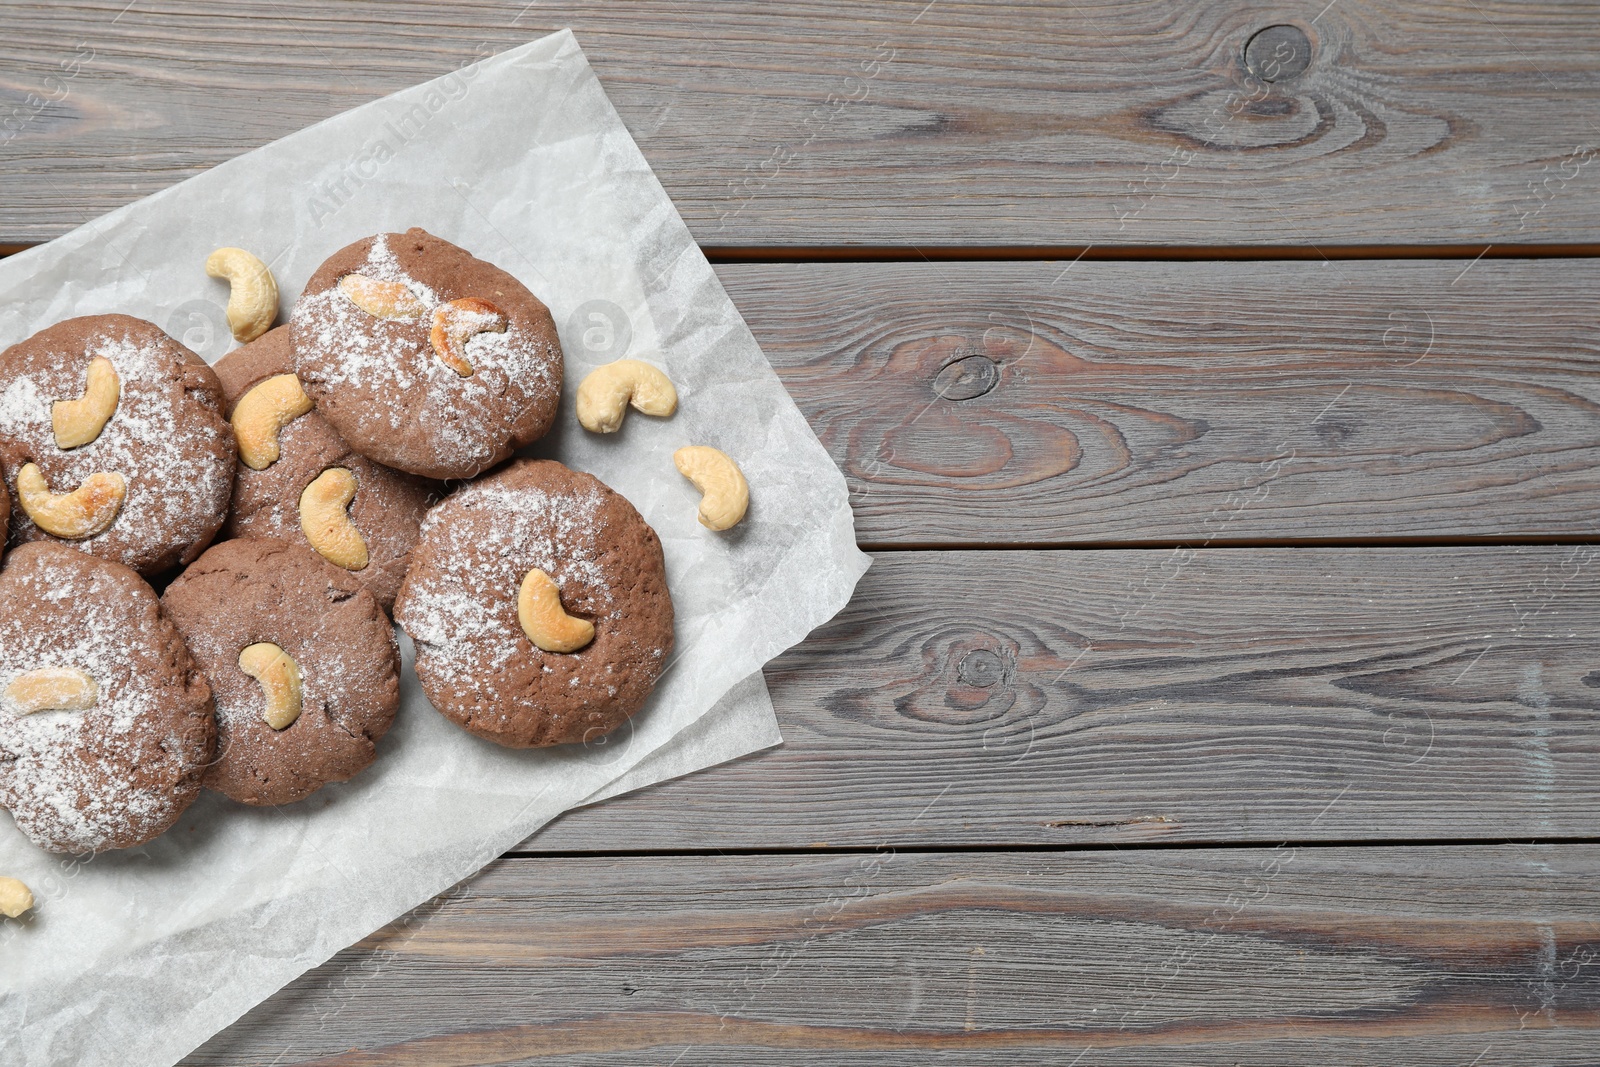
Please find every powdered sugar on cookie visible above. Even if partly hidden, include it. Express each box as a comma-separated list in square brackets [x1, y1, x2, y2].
[0, 315, 234, 574]
[399, 479, 614, 685]
[394, 460, 674, 749]
[292, 232, 562, 478]
[0, 545, 211, 854]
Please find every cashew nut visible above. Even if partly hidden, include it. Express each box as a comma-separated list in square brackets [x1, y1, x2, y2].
[299, 467, 369, 571]
[517, 568, 594, 653]
[576, 360, 678, 433]
[5, 667, 98, 716]
[16, 464, 125, 539]
[52, 357, 120, 449]
[232, 373, 313, 470]
[673, 446, 749, 531]
[206, 247, 279, 344]
[339, 274, 426, 319]
[238, 642, 303, 730]
[429, 298, 506, 377]
[0, 878, 33, 919]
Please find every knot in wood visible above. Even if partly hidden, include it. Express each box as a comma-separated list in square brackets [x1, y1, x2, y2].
[957, 649, 1004, 688]
[934, 354, 1000, 401]
[1245, 25, 1312, 82]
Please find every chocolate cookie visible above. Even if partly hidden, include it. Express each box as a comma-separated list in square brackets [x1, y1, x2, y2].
[394, 459, 674, 748]
[291, 228, 564, 480]
[216, 326, 437, 611]
[0, 314, 236, 574]
[0, 542, 214, 854]
[161, 537, 400, 806]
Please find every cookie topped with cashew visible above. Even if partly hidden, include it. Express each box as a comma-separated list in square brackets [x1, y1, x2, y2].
[215, 326, 437, 611]
[161, 537, 399, 807]
[291, 228, 564, 480]
[0, 542, 215, 854]
[394, 459, 674, 749]
[0, 314, 236, 575]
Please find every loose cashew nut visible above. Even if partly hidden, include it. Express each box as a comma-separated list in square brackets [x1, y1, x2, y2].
[673, 446, 749, 531]
[238, 642, 303, 730]
[517, 568, 594, 653]
[52, 357, 120, 449]
[576, 360, 678, 433]
[232, 373, 313, 470]
[16, 464, 125, 539]
[0, 878, 33, 919]
[339, 274, 426, 319]
[299, 467, 369, 571]
[429, 298, 506, 377]
[206, 247, 279, 344]
[5, 667, 98, 716]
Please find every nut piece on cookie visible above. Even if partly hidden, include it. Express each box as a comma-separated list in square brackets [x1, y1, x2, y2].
[339, 274, 427, 319]
[0, 543, 215, 855]
[0, 315, 236, 574]
[238, 642, 304, 730]
[162, 538, 399, 807]
[232, 373, 313, 470]
[291, 228, 564, 480]
[215, 326, 436, 611]
[15, 464, 125, 540]
[430, 297, 506, 377]
[517, 568, 595, 653]
[52, 356, 119, 449]
[299, 467, 368, 571]
[394, 459, 674, 749]
[5, 667, 98, 717]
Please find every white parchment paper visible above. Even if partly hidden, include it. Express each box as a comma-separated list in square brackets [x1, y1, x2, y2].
[0, 30, 867, 1067]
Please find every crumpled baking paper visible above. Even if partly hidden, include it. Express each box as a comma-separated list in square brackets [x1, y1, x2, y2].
[0, 30, 868, 1067]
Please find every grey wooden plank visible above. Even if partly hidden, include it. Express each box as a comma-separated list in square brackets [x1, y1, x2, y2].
[3, 256, 1595, 547]
[5, 1, 1600, 247]
[720, 257, 1600, 546]
[533, 546, 1600, 850]
[182, 845, 1600, 1065]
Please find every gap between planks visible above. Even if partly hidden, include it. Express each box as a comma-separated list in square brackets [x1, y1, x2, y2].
[7, 242, 1600, 262]
[505, 835, 1600, 860]
[703, 243, 1600, 264]
[865, 536, 1600, 553]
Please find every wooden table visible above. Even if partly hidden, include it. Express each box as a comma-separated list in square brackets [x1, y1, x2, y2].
[10, 2, 1600, 1063]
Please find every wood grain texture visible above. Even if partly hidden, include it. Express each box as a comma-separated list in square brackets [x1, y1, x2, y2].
[183, 846, 1600, 1065]
[6, 1, 1600, 247]
[534, 546, 1600, 850]
[721, 258, 1600, 546]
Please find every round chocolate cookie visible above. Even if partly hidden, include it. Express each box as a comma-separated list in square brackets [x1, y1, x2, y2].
[0, 542, 214, 854]
[161, 537, 399, 806]
[216, 326, 437, 611]
[291, 228, 564, 480]
[394, 459, 674, 748]
[0, 314, 236, 574]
